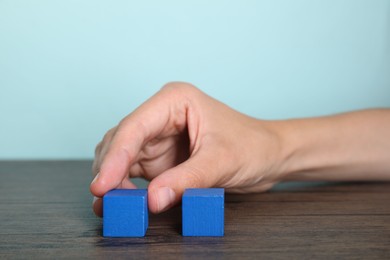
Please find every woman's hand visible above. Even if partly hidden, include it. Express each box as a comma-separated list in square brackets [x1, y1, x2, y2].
[90, 82, 286, 216]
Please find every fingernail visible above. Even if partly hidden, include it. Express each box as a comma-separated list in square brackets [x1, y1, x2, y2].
[92, 172, 100, 184]
[156, 187, 176, 212]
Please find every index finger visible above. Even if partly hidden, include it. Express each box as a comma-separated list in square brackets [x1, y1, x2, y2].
[90, 83, 190, 197]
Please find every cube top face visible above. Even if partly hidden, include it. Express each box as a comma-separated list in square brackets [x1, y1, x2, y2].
[182, 188, 224, 237]
[104, 189, 147, 198]
[183, 188, 224, 197]
[103, 189, 148, 237]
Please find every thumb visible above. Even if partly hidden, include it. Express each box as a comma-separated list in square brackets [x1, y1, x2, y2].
[147, 152, 219, 214]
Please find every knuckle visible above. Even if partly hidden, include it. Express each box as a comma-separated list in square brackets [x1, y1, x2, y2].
[119, 144, 137, 162]
[161, 81, 199, 96]
[102, 127, 115, 143]
[94, 142, 102, 155]
[116, 118, 148, 142]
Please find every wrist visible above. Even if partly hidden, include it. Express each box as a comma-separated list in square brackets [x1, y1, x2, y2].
[250, 119, 300, 183]
[272, 116, 348, 182]
[266, 119, 308, 181]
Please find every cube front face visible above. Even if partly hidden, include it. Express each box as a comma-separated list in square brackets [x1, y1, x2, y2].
[103, 189, 148, 237]
[182, 188, 224, 237]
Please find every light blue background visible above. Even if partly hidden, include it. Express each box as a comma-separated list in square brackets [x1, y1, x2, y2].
[1, 0, 389, 159]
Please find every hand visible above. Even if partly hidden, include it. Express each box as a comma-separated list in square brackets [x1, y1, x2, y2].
[90, 82, 286, 216]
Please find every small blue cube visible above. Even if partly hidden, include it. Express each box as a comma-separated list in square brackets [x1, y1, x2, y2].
[182, 188, 224, 237]
[103, 189, 148, 237]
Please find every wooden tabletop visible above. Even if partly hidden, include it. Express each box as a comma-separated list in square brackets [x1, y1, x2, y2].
[1, 161, 389, 259]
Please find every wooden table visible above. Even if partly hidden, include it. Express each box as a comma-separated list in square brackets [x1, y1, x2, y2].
[1, 161, 389, 259]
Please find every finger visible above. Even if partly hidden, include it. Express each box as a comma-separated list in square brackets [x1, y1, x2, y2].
[92, 127, 117, 177]
[89, 118, 152, 197]
[92, 196, 103, 217]
[90, 86, 189, 197]
[119, 177, 138, 189]
[128, 163, 143, 178]
[92, 142, 102, 176]
[92, 178, 138, 217]
[147, 150, 221, 214]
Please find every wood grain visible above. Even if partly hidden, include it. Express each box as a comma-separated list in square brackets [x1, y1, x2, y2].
[0, 161, 389, 259]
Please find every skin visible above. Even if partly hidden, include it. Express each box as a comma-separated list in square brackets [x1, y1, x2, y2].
[90, 82, 390, 216]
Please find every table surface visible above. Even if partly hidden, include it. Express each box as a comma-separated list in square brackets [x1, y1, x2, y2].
[1, 161, 389, 259]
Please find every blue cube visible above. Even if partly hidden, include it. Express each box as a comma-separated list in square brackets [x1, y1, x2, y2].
[103, 189, 148, 237]
[182, 188, 224, 236]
